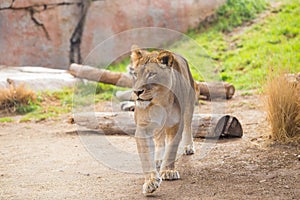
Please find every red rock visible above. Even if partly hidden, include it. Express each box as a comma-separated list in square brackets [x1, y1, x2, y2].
[12, 0, 81, 8]
[0, 0, 12, 9]
[0, 0, 225, 68]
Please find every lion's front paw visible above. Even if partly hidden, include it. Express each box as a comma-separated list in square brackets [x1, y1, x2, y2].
[142, 177, 162, 195]
[183, 144, 195, 155]
[160, 170, 180, 181]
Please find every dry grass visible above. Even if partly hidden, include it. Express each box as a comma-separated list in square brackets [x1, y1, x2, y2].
[265, 72, 300, 144]
[0, 83, 37, 113]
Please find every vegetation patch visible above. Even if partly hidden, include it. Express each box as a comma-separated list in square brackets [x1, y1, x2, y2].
[0, 84, 38, 114]
[19, 88, 74, 122]
[202, 0, 268, 32]
[0, 86, 74, 122]
[265, 72, 300, 144]
[0, 117, 15, 123]
[186, 0, 300, 89]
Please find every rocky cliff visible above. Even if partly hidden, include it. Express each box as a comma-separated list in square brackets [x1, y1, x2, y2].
[0, 0, 225, 69]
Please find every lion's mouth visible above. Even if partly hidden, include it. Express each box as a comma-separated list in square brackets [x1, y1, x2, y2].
[137, 98, 153, 102]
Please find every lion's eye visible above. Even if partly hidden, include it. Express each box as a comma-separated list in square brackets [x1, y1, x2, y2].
[147, 72, 157, 79]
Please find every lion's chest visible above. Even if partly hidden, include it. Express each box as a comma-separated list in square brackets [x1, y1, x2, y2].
[135, 103, 180, 128]
[165, 111, 180, 127]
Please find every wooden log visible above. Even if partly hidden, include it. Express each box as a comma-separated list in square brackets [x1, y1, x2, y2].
[69, 63, 133, 88]
[196, 81, 235, 100]
[72, 112, 243, 138]
[69, 63, 235, 100]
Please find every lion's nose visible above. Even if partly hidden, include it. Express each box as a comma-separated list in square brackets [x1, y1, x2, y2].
[134, 89, 144, 97]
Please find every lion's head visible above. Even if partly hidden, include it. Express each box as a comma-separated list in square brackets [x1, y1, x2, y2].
[130, 46, 178, 106]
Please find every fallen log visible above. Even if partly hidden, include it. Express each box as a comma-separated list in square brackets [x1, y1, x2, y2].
[72, 112, 243, 138]
[69, 63, 235, 100]
[69, 63, 132, 88]
[195, 81, 235, 100]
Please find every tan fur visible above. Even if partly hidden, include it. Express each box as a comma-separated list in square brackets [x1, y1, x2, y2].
[131, 46, 195, 195]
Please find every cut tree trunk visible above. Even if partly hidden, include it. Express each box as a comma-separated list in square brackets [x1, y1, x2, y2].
[72, 112, 243, 138]
[69, 63, 133, 88]
[69, 63, 235, 100]
[195, 81, 235, 100]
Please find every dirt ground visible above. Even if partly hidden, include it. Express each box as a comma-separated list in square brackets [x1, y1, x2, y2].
[0, 91, 299, 200]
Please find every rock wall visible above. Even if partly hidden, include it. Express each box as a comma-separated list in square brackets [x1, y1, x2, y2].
[0, 0, 225, 69]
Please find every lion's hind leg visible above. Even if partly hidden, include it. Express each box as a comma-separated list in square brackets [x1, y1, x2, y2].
[182, 105, 195, 155]
[182, 124, 195, 155]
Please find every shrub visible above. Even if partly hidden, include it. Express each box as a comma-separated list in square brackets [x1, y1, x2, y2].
[0, 83, 38, 114]
[265, 72, 300, 144]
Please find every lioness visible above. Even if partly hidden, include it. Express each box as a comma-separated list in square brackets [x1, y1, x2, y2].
[131, 45, 195, 195]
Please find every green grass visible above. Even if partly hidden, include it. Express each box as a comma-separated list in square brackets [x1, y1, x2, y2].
[16, 100, 40, 114]
[185, 0, 300, 90]
[20, 112, 58, 123]
[107, 58, 130, 72]
[19, 88, 73, 122]
[214, 0, 268, 32]
[0, 117, 15, 123]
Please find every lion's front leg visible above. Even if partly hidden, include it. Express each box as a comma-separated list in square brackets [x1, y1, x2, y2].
[154, 130, 165, 171]
[135, 127, 162, 195]
[142, 171, 161, 195]
[160, 124, 182, 181]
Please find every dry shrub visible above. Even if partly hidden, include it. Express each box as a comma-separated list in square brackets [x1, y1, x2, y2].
[265, 72, 300, 144]
[0, 83, 37, 113]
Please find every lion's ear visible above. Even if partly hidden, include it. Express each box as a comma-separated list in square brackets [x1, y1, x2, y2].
[130, 45, 143, 64]
[157, 51, 174, 67]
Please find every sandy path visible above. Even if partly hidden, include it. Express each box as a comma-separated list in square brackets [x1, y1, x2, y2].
[1, 93, 299, 200]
